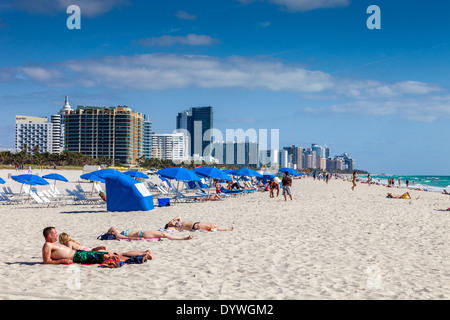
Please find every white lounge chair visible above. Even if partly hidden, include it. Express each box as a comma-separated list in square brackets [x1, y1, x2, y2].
[0, 192, 23, 205]
[66, 189, 103, 205]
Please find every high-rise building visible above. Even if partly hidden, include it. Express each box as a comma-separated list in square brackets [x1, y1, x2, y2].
[327, 157, 344, 170]
[56, 96, 73, 152]
[211, 141, 259, 168]
[143, 114, 152, 160]
[176, 106, 213, 157]
[15, 115, 53, 154]
[311, 143, 325, 158]
[64, 106, 145, 165]
[278, 149, 288, 168]
[336, 153, 356, 171]
[50, 114, 62, 154]
[324, 144, 330, 159]
[303, 148, 317, 169]
[283, 145, 303, 169]
[151, 133, 189, 162]
[259, 149, 279, 168]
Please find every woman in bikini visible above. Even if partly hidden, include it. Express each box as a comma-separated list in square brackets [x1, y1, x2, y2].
[164, 216, 234, 232]
[107, 227, 193, 240]
[386, 192, 419, 199]
[351, 171, 357, 191]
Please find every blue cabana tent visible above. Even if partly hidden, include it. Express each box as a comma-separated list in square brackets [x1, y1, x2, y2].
[261, 172, 277, 184]
[105, 174, 154, 212]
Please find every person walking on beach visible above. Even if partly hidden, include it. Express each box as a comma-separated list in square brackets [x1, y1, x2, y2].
[367, 174, 372, 186]
[282, 171, 293, 201]
[351, 171, 357, 191]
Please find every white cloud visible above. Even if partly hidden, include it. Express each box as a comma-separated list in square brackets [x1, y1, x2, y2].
[239, 0, 350, 12]
[175, 10, 197, 20]
[304, 98, 450, 122]
[17, 66, 63, 82]
[137, 34, 220, 47]
[334, 79, 442, 99]
[259, 21, 271, 28]
[13, 0, 130, 17]
[55, 54, 334, 92]
[2, 54, 442, 98]
[2, 53, 447, 122]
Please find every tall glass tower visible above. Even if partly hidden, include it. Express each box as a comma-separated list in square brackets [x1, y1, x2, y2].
[176, 106, 213, 157]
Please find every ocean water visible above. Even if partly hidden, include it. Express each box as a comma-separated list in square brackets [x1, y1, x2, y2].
[361, 175, 450, 193]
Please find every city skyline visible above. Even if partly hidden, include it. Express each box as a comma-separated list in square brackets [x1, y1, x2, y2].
[1, 1, 449, 174]
[13, 98, 353, 171]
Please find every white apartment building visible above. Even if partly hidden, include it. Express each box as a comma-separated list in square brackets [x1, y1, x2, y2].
[151, 133, 189, 162]
[15, 97, 72, 155]
[15, 115, 53, 154]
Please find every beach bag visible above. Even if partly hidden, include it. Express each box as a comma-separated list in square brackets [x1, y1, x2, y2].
[97, 233, 116, 241]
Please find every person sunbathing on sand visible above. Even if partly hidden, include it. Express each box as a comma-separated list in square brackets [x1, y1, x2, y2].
[198, 194, 224, 201]
[59, 232, 155, 260]
[107, 227, 193, 240]
[165, 216, 234, 231]
[386, 192, 419, 199]
[42, 227, 152, 265]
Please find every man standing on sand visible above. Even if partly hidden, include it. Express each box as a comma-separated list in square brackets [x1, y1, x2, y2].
[281, 171, 293, 201]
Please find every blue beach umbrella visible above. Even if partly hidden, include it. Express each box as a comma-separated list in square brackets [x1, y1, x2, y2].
[43, 173, 69, 191]
[194, 166, 232, 181]
[194, 166, 233, 201]
[11, 174, 49, 195]
[278, 167, 300, 176]
[156, 167, 200, 182]
[11, 174, 49, 186]
[42, 173, 68, 182]
[0, 177, 5, 184]
[123, 170, 149, 179]
[156, 167, 200, 204]
[231, 168, 263, 178]
[80, 172, 105, 183]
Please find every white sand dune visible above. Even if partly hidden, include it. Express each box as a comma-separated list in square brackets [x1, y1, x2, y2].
[0, 169, 448, 300]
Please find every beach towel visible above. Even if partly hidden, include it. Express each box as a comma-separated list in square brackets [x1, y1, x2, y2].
[158, 228, 216, 232]
[97, 233, 167, 241]
[100, 256, 122, 268]
[124, 255, 146, 265]
[117, 238, 167, 241]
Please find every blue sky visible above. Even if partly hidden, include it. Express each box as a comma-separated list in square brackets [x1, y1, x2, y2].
[0, 0, 449, 174]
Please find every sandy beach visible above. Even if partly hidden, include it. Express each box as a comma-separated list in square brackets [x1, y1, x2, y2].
[0, 168, 448, 300]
